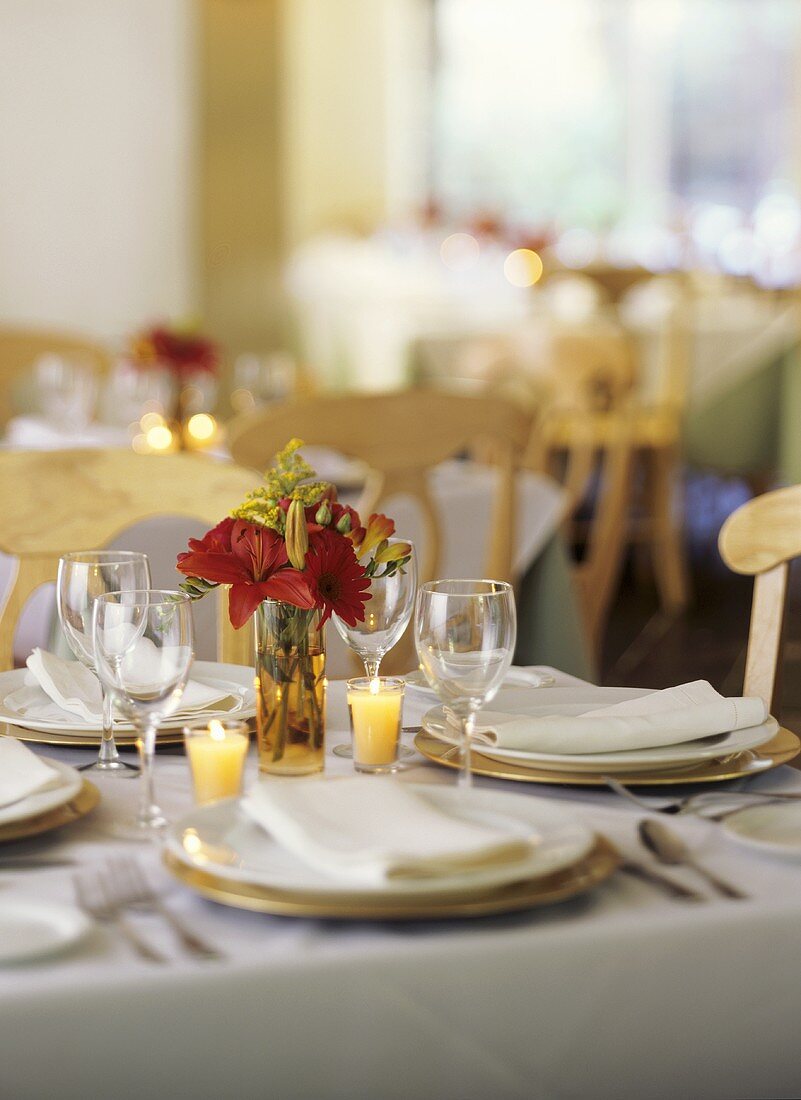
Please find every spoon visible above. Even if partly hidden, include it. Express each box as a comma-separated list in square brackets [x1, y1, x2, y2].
[638, 818, 749, 900]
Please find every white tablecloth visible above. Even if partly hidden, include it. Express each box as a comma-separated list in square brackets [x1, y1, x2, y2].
[2, 669, 801, 1100]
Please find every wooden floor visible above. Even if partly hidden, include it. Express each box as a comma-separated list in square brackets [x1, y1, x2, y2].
[599, 473, 801, 734]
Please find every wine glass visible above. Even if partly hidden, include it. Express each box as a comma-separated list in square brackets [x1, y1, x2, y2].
[331, 539, 417, 759]
[57, 550, 151, 775]
[93, 590, 194, 834]
[414, 580, 517, 789]
[35, 354, 98, 430]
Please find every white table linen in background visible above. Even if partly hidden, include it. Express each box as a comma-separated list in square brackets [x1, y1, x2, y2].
[2, 669, 801, 1100]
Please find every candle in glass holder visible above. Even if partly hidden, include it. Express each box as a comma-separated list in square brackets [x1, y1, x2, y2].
[184, 719, 249, 804]
[346, 677, 405, 774]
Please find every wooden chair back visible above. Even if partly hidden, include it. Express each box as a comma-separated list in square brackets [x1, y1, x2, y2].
[227, 391, 532, 585]
[718, 484, 801, 711]
[0, 328, 112, 428]
[0, 450, 257, 670]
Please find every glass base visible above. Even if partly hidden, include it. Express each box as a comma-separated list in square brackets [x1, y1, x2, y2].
[77, 758, 139, 776]
[332, 743, 414, 761]
[106, 814, 168, 841]
[354, 759, 404, 774]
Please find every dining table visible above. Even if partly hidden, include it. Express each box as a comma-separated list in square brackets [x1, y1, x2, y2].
[2, 666, 801, 1100]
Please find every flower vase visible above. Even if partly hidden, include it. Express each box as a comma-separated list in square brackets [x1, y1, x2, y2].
[255, 599, 326, 776]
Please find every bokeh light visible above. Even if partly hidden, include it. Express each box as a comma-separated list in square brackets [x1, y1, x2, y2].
[503, 248, 544, 287]
[186, 412, 216, 442]
[145, 423, 174, 451]
[440, 232, 480, 271]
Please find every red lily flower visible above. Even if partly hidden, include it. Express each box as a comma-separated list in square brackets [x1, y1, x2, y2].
[177, 518, 314, 629]
[304, 529, 371, 627]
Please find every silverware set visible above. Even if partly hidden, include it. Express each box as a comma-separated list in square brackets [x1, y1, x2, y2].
[604, 776, 761, 900]
[73, 858, 222, 962]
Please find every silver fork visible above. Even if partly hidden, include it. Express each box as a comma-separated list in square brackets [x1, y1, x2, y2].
[106, 857, 223, 961]
[73, 870, 166, 963]
[602, 775, 801, 819]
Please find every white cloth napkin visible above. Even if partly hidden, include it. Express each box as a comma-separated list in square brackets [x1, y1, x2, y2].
[443, 681, 768, 756]
[16, 648, 232, 725]
[0, 738, 61, 807]
[242, 777, 535, 887]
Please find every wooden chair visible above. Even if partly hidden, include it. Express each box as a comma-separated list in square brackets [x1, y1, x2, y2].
[228, 391, 532, 671]
[718, 484, 801, 713]
[0, 327, 112, 428]
[523, 327, 637, 662]
[0, 450, 257, 670]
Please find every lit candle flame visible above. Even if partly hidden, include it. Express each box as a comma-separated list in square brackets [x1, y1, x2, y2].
[209, 719, 226, 741]
[369, 678, 380, 695]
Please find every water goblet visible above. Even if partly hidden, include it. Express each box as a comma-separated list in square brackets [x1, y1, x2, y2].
[93, 590, 194, 835]
[57, 550, 151, 774]
[331, 539, 417, 759]
[414, 580, 517, 789]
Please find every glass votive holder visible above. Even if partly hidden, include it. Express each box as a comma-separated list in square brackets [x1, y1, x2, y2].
[184, 719, 249, 805]
[346, 677, 405, 774]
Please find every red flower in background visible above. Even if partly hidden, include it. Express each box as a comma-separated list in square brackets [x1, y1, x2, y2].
[132, 325, 219, 380]
[177, 518, 313, 629]
[304, 529, 371, 627]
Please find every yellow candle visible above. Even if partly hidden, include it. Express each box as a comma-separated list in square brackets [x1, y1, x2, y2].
[347, 677, 404, 772]
[185, 719, 249, 804]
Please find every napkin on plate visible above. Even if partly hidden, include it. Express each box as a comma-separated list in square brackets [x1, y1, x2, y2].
[15, 648, 232, 724]
[443, 681, 768, 756]
[242, 776, 535, 887]
[0, 738, 61, 807]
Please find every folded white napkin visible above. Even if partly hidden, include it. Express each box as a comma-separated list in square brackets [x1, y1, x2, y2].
[443, 681, 768, 756]
[18, 648, 231, 724]
[0, 738, 61, 807]
[242, 777, 535, 887]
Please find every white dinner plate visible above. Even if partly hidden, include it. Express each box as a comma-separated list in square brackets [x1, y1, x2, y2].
[0, 758, 83, 827]
[421, 705, 779, 774]
[0, 900, 92, 964]
[165, 785, 595, 898]
[0, 662, 256, 737]
[723, 802, 801, 857]
[403, 668, 556, 694]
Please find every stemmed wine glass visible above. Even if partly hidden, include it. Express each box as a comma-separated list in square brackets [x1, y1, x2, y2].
[414, 580, 517, 789]
[92, 590, 194, 834]
[331, 539, 417, 759]
[57, 550, 151, 774]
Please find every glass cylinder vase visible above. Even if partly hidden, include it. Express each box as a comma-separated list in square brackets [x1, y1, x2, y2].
[255, 600, 326, 776]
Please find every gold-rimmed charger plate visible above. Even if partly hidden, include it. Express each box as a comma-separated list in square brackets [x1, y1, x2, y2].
[414, 727, 801, 786]
[0, 779, 100, 843]
[1, 721, 184, 748]
[164, 836, 618, 921]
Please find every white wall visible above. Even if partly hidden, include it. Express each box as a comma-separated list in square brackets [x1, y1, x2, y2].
[0, 0, 196, 343]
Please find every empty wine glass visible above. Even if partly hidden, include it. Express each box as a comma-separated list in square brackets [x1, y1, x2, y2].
[414, 580, 517, 789]
[57, 551, 151, 775]
[93, 590, 194, 834]
[35, 354, 98, 429]
[331, 539, 417, 759]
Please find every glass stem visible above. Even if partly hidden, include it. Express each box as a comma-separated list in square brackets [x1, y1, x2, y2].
[460, 711, 475, 790]
[363, 658, 381, 680]
[136, 722, 164, 831]
[97, 686, 120, 765]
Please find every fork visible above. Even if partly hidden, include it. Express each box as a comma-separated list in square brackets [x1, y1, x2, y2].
[73, 870, 166, 963]
[106, 857, 223, 960]
[602, 775, 801, 819]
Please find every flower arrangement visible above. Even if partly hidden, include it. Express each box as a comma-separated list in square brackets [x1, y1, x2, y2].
[176, 439, 412, 630]
[130, 322, 219, 381]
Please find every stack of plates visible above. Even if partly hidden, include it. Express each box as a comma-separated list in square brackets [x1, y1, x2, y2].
[163, 785, 618, 919]
[0, 661, 257, 748]
[0, 758, 99, 842]
[414, 686, 799, 787]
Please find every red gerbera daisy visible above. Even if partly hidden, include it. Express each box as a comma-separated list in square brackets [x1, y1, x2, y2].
[305, 529, 371, 627]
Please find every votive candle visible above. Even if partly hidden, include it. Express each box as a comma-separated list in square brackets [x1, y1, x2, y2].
[346, 677, 405, 774]
[184, 719, 249, 804]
